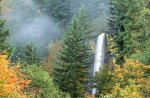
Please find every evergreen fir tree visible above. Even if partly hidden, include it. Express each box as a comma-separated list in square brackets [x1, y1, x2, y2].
[130, 4, 150, 65]
[110, 0, 150, 65]
[77, 8, 96, 39]
[147, 0, 150, 9]
[33, 0, 49, 12]
[107, 1, 118, 35]
[34, 0, 71, 26]
[107, 0, 119, 64]
[110, 0, 145, 64]
[0, 20, 9, 52]
[24, 43, 40, 65]
[94, 66, 114, 97]
[53, 10, 92, 98]
[47, 0, 71, 26]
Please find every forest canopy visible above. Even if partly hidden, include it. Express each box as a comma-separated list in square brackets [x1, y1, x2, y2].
[0, 0, 150, 98]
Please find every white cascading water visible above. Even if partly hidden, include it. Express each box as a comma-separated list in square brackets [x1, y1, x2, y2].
[92, 33, 106, 95]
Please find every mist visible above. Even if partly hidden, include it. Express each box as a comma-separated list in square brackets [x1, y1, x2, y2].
[70, 0, 110, 32]
[0, 0, 110, 56]
[1, 0, 62, 56]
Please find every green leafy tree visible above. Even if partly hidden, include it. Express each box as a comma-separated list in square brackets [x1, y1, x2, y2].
[130, 7, 150, 65]
[102, 59, 150, 98]
[23, 65, 71, 98]
[43, 40, 61, 76]
[53, 9, 92, 98]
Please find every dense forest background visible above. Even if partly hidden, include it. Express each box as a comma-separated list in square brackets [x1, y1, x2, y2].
[0, 0, 109, 57]
[0, 0, 150, 98]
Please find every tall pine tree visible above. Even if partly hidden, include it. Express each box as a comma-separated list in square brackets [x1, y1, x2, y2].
[107, 0, 119, 64]
[110, 0, 145, 64]
[47, 0, 71, 26]
[107, 0, 118, 35]
[0, 20, 9, 52]
[94, 66, 114, 97]
[53, 9, 92, 98]
[24, 43, 40, 65]
[34, 0, 71, 27]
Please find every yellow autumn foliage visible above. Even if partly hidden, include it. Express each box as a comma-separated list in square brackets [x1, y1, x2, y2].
[107, 80, 143, 98]
[107, 35, 118, 56]
[114, 59, 146, 82]
[102, 59, 150, 98]
[0, 54, 32, 98]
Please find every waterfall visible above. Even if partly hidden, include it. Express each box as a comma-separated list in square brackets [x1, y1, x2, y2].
[92, 33, 106, 95]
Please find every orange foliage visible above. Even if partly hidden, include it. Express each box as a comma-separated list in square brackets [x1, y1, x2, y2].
[0, 54, 31, 97]
[85, 92, 95, 98]
[43, 41, 61, 76]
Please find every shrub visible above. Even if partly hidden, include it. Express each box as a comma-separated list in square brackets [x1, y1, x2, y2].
[23, 65, 70, 98]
